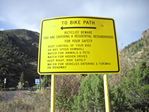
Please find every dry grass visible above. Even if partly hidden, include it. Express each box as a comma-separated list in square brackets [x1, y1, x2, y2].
[0, 90, 51, 112]
[56, 75, 81, 96]
[0, 75, 82, 112]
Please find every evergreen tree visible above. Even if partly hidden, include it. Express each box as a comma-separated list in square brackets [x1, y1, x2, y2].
[72, 75, 104, 112]
[111, 62, 149, 111]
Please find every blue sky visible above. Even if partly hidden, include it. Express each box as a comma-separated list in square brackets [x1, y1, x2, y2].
[0, 0, 149, 49]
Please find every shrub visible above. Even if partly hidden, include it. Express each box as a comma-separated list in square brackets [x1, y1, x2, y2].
[72, 75, 104, 112]
[111, 62, 149, 111]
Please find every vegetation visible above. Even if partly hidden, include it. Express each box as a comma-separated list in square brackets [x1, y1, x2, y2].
[56, 75, 80, 112]
[72, 75, 104, 112]
[0, 29, 39, 87]
[111, 62, 149, 112]
[0, 90, 50, 112]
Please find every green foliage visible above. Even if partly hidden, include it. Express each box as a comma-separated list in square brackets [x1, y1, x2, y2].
[56, 76, 80, 111]
[40, 76, 50, 88]
[111, 62, 149, 111]
[57, 85, 73, 111]
[72, 75, 104, 112]
[0, 30, 39, 87]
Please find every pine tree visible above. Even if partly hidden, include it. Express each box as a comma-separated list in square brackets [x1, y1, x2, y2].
[72, 75, 104, 112]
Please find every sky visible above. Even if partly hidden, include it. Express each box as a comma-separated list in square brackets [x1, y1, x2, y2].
[0, 0, 149, 49]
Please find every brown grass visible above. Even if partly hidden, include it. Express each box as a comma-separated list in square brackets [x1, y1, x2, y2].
[0, 90, 50, 112]
[0, 75, 81, 112]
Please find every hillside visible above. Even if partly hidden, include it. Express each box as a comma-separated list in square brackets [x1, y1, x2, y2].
[0, 29, 39, 87]
[119, 29, 149, 76]
[108, 29, 149, 86]
[108, 28, 149, 111]
[121, 29, 149, 66]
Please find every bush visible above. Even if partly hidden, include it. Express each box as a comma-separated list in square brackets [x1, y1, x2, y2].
[56, 75, 80, 112]
[72, 75, 104, 112]
[111, 62, 149, 111]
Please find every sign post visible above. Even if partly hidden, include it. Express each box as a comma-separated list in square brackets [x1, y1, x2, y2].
[4, 78, 6, 90]
[103, 74, 110, 112]
[50, 74, 56, 112]
[38, 16, 120, 112]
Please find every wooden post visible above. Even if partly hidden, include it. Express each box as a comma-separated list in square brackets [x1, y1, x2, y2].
[103, 74, 110, 112]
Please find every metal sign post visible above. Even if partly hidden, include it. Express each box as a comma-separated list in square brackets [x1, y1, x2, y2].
[103, 74, 110, 112]
[39, 75, 42, 90]
[50, 74, 56, 112]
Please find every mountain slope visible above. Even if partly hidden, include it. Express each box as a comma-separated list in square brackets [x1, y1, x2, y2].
[0, 29, 39, 87]
[110, 28, 149, 85]
[121, 29, 149, 65]
[121, 29, 149, 71]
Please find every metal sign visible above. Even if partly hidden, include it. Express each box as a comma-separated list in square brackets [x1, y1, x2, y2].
[38, 16, 120, 74]
[35, 79, 40, 85]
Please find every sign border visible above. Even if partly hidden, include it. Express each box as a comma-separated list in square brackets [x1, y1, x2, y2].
[38, 16, 120, 74]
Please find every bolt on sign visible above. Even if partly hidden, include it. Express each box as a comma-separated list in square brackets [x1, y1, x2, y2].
[38, 16, 120, 75]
